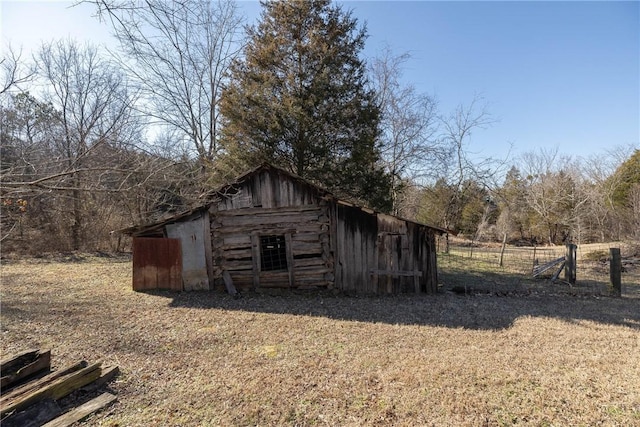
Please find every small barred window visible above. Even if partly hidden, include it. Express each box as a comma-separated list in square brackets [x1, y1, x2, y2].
[260, 235, 287, 271]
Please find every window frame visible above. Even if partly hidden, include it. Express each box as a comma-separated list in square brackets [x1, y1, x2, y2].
[259, 234, 288, 272]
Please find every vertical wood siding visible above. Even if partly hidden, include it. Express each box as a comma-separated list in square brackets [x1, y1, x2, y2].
[336, 205, 439, 294]
[216, 169, 321, 211]
[335, 204, 378, 293]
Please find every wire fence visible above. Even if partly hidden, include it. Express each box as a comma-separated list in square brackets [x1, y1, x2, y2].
[436, 236, 640, 298]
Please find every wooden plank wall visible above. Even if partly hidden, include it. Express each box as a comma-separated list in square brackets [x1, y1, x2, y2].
[216, 168, 323, 211]
[378, 214, 412, 294]
[207, 167, 438, 295]
[336, 206, 438, 294]
[407, 222, 438, 294]
[211, 169, 334, 291]
[334, 203, 378, 294]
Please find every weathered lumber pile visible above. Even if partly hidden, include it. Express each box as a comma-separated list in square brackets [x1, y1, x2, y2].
[0, 349, 118, 427]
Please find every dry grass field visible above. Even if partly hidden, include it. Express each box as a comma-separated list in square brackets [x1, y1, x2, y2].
[1, 256, 639, 426]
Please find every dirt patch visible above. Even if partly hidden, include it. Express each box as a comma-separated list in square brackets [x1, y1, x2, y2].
[1, 259, 639, 426]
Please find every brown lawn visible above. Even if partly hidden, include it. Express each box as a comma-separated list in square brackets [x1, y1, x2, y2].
[1, 256, 639, 426]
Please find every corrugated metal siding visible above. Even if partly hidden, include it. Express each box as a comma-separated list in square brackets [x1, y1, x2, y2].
[166, 217, 209, 291]
[132, 237, 182, 291]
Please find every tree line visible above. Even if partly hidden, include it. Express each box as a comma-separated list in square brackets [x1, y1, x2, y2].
[1, 0, 638, 253]
[417, 147, 640, 245]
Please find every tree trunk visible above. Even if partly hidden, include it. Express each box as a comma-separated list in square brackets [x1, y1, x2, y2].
[71, 188, 82, 251]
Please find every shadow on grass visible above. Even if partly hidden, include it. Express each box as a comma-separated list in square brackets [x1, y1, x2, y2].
[150, 274, 640, 331]
[149, 253, 640, 331]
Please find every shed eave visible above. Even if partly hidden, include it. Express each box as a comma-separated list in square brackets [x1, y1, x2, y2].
[113, 206, 208, 237]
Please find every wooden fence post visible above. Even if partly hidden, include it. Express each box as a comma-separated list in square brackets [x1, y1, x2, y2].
[564, 244, 577, 285]
[499, 233, 507, 267]
[610, 247, 622, 297]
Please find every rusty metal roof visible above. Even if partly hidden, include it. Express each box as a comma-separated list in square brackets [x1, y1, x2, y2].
[115, 206, 207, 237]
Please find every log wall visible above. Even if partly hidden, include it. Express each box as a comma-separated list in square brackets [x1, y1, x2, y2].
[210, 169, 334, 291]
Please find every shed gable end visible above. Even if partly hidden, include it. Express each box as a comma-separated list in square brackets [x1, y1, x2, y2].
[216, 168, 327, 211]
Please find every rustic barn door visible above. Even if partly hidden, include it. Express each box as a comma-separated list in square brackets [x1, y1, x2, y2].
[375, 234, 398, 293]
[132, 237, 182, 291]
[375, 233, 417, 294]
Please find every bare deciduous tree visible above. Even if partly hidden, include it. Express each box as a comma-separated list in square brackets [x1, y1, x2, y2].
[1, 89, 195, 251]
[12, 40, 141, 249]
[369, 47, 442, 215]
[435, 95, 505, 230]
[439, 96, 498, 187]
[580, 151, 624, 242]
[1, 44, 34, 95]
[87, 0, 245, 162]
[519, 148, 592, 245]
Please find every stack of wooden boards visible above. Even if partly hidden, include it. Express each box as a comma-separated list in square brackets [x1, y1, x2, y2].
[0, 349, 119, 427]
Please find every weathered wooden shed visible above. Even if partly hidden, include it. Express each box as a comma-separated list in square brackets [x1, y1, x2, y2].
[121, 164, 446, 294]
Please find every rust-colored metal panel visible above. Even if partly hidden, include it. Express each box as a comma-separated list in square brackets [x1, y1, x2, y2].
[132, 237, 182, 291]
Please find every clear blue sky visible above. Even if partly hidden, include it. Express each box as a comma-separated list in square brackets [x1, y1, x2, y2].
[2, 1, 639, 163]
[344, 0, 640, 162]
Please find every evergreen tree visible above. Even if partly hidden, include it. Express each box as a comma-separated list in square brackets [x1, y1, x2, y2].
[496, 166, 532, 241]
[417, 179, 454, 229]
[611, 149, 640, 208]
[220, 0, 391, 210]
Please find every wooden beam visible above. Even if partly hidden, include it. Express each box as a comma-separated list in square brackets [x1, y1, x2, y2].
[1, 349, 51, 390]
[1, 362, 102, 417]
[42, 392, 117, 427]
[1, 349, 40, 373]
[250, 234, 260, 290]
[222, 270, 238, 296]
[1, 361, 87, 407]
[79, 365, 119, 393]
[370, 270, 422, 277]
[532, 256, 565, 277]
[499, 233, 507, 267]
[203, 211, 215, 290]
[551, 261, 566, 282]
[218, 205, 322, 216]
[285, 233, 294, 289]
[0, 398, 61, 427]
[564, 244, 577, 285]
